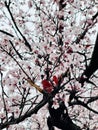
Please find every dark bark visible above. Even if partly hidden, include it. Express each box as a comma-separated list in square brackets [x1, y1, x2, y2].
[47, 100, 81, 130]
[79, 33, 98, 84]
[84, 33, 98, 79]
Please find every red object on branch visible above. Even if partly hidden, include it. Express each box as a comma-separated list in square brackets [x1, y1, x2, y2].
[42, 80, 53, 93]
[53, 76, 58, 85]
[42, 76, 58, 93]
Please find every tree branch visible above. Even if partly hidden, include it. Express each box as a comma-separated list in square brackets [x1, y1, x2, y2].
[5, 1, 32, 51]
[0, 30, 14, 37]
[74, 11, 98, 44]
[9, 40, 23, 60]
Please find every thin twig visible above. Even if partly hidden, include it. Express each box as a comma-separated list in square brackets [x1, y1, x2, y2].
[0, 66, 8, 121]
[5, 1, 32, 51]
[0, 30, 14, 37]
[9, 40, 23, 60]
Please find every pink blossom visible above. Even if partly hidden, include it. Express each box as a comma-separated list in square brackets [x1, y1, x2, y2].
[28, 0, 33, 8]
[87, 19, 93, 25]
[0, 0, 97, 129]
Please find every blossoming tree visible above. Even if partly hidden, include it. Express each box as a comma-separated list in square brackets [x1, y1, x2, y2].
[0, 0, 98, 129]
